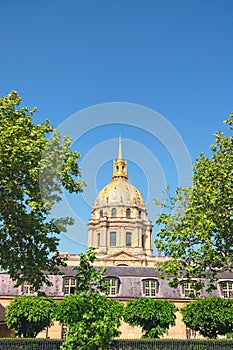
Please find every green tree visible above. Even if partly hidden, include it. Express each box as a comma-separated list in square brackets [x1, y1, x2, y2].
[0, 91, 85, 290]
[181, 296, 233, 339]
[55, 248, 124, 350]
[6, 295, 55, 338]
[55, 291, 123, 350]
[155, 114, 233, 291]
[75, 247, 108, 293]
[123, 298, 177, 338]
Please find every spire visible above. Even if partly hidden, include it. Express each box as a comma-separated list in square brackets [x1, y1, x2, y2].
[118, 135, 122, 160]
[112, 136, 128, 181]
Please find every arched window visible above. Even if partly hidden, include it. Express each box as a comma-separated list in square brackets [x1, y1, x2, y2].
[126, 232, 132, 247]
[100, 210, 103, 218]
[126, 208, 131, 218]
[111, 208, 116, 218]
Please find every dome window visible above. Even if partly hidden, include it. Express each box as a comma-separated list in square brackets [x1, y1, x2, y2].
[111, 208, 116, 218]
[110, 232, 116, 246]
[126, 232, 132, 247]
[126, 208, 131, 218]
[100, 210, 103, 218]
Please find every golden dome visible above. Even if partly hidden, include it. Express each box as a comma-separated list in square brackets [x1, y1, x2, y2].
[94, 136, 145, 208]
[94, 179, 145, 207]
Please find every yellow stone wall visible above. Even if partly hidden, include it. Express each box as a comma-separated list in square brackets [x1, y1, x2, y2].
[0, 296, 197, 340]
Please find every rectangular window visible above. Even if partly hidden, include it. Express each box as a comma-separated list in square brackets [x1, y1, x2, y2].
[221, 281, 233, 298]
[183, 281, 196, 297]
[64, 278, 76, 295]
[126, 232, 132, 247]
[97, 233, 100, 247]
[106, 278, 117, 296]
[144, 280, 157, 297]
[23, 282, 36, 295]
[61, 323, 68, 340]
[186, 327, 196, 339]
[110, 232, 116, 246]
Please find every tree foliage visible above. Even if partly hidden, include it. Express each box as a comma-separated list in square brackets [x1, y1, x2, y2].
[123, 298, 177, 338]
[6, 295, 55, 338]
[0, 91, 85, 289]
[181, 297, 233, 339]
[75, 247, 108, 294]
[155, 115, 233, 291]
[55, 291, 123, 350]
[55, 248, 123, 350]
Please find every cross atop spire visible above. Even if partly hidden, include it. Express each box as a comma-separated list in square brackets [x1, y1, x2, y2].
[112, 136, 128, 181]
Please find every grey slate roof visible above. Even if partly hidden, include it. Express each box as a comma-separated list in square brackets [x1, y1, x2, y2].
[0, 304, 5, 322]
[104, 266, 160, 278]
[0, 266, 232, 300]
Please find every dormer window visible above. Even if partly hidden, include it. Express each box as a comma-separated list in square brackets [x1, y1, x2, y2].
[105, 277, 120, 296]
[182, 280, 198, 298]
[142, 279, 159, 297]
[63, 277, 76, 295]
[219, 280, 233, 298]
[22, 282, 36, 295]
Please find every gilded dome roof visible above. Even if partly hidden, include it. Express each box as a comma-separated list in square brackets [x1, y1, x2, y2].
[94, 136, 145, 208]
[94, 179, 145, 207]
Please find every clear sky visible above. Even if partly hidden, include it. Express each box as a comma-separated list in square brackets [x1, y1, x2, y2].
[1, 0, 232, 253]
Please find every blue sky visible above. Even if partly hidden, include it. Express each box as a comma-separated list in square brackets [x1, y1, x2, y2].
[1, 0, 232, 253]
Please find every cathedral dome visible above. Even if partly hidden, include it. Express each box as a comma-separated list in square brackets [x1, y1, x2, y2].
[88, 136, 153, 259]
[94, 178, 145, 208]
[93, 136, 145, 209]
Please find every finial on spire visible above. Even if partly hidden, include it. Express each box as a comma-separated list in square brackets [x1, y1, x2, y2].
[112, 136, 128, 181]
[118, 134, 122, 160]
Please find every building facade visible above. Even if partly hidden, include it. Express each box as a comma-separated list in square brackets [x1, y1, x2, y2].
[0, 138, 233, 339]
[65, 137, 168, 268]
